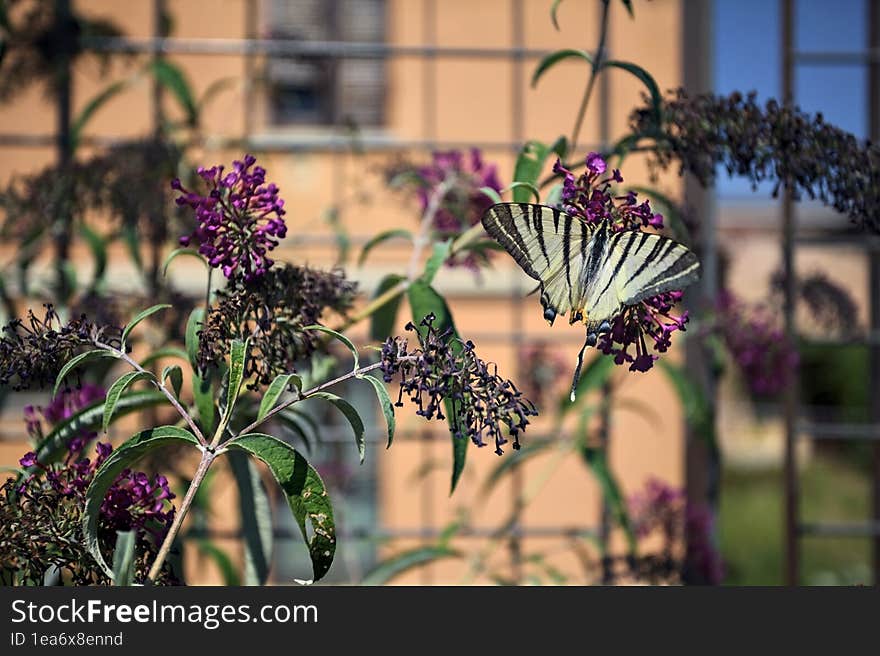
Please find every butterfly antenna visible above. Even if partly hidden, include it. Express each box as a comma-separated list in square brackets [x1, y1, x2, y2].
[569, 332, 597, 402]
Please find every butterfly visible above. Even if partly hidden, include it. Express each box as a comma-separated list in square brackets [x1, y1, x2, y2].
[481, 202, 700, 398]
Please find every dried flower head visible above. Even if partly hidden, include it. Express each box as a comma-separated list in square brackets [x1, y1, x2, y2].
[198, 264, 356, 389]
[380, 313, 538, 455]
[173, 154, 287, 281]
[0, 306, 119, 390]
[553, 154, 689, 373]
[634, 89, 880, 233]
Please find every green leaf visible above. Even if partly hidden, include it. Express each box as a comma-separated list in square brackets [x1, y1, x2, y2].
[478, 186, 503, 204]
[602, 59, 662, 125]
[658, 360, 716, 450]
[482, 440, 558, 494]
[278, 409, 318, 454]
[361, 546, 461, 585]
[228, 449, 274, 585]
[33, 391, 167, 465]
[121, 303, 172, 346]
[580, 445, 637, 555]
[111, 530, 137, 586]
[139, 347, 189, 368]
[369, 274, 406, 341]
[163, 248, 208, 277]
[620, 0, 635, 18]
[558, 354, 615, 416]
[308, 391, 366, 464]
[70, 79, 131, 153]
[531, 49, 594, 88]
[162, 364, 183, 398]
[54, 350, 120, 397]
[215, 339, 247, 439]
[407, 280, 468, 493]
[504, 181, 542, 203]
[193, 372, 216, 435]
[228, 433, 336, 582]
[83, 426, 200, 577]
[185, 308, 205, 369]
[103, 370, 153, 433]
[550, 0, 564, 29]
[257, 373, 303, 422]
[357, 229, 413, 267]
[149, 59, 198, 126]
[303, 325, 359, 372]
[196, 540, 241, 586]
[357, 372, 395, 448]
[512, 137, 568, 203]
[78, 223, 107, 289]
[422, 239, 452, 285]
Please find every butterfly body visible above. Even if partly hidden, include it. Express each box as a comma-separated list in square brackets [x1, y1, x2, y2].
[482, 203, 701, 333]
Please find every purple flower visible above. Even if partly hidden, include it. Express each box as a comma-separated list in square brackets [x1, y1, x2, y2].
[586, 151, 607, 175]
[173, 154, 287, 282]
[411, 148, 504, 270]
[25, 385, 107, 458]
[715, 289, 799, 396]
[19, 452, 38, 468]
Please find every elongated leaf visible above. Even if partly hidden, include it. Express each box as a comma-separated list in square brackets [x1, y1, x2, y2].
[258, 373, 303, 422]
[422, 239, 452, 285]
[580, 445, 637, 555]
[482, 439, 558, 494]
[228, 433, 336, 582]
[504, 181, 542, 203]
[139, 346, 189, 368]
[479, 186, 503, 204]
[214, 339, 247, 439]
[186, 308, 205, 369]
[163, 247, 207, 277]
[357, 372, 395, 448]
[602, 59, 662, 125]
[196, 540, 241, 586]
[357, 229, 413, 267]
[149, 59, 198, 126]
[278, 409, 317, 453]
[531, 49, 593, 88]
[33, 391, 167, 465]
[308, 391, 366, 464]
[192, 372, 216, 435]
[71, 79, 131, 153]
[54, 350, 119, 396]
[361, 546, 461, 585]
[370, 274, 406, 341]
[658, 360, 716, 449]
[103, 370, 153, 433]
[111, 531, 137, 586]
[558, 354, 615, 416]
[620, 0, 635, 18]
[162, 364, 183, 398]
[550, 0, 564, 29]
[83, 426, 199, 577]
[78, 223, 107, 289]
[303, 325, 358, 371]
[407, 280, 468, 493]
[512, 137, 568, 203]
[122, 304, 172, 345]
[228, 449, 274, 585]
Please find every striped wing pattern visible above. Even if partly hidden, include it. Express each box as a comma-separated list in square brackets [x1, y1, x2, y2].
[482, 203, 700, 330]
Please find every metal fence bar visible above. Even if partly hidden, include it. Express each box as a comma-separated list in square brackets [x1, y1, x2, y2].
[798, 522, 880, 538]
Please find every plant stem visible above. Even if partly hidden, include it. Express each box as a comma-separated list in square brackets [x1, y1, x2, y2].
[233, 361, 385, 440]
[94, 341, 207, 445]
[146, 449, 215, 582]
[406, 179, 453, 281]
[569, 0, 611, 154]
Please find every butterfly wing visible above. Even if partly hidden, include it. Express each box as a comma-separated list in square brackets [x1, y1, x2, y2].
[481, 203, 598, 324]
[579, 229, 701, 329]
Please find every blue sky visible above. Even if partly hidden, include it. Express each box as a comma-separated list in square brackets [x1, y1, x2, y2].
[713, 0, 867, 198]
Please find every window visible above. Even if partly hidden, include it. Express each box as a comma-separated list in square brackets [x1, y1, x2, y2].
[266, 0, 386, 127]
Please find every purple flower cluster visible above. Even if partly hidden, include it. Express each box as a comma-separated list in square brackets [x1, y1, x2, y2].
[416, 149, 503, 270]
[23, 383, 106, 452]
[17, 443, 176, 542]
[715, 289, 799, 396]
[628, 477, 724, 585]
[554, 153, 689, 372]
[380, 314, 537, 455]
[173, 154, 287, 281]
